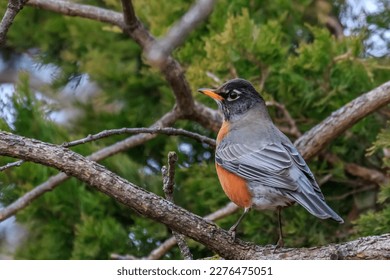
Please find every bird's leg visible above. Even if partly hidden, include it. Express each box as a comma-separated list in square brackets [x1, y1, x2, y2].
[228, 207, 250, 240]
[275, 207, 284, 249]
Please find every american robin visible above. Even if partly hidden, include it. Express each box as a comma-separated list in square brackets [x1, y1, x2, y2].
[198, 78, 343, 247]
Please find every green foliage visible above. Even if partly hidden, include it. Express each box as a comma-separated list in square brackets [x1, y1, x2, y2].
[354, 125, 390, 237]
[1, 0, 389, 259]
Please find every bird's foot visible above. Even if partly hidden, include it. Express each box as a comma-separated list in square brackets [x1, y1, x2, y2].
[228, 227, 237, 243]
[273, 238, 284, 253]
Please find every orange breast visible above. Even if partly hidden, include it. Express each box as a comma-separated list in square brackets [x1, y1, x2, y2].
[216, 121, 229, 145]
[215, 163, 252, 209]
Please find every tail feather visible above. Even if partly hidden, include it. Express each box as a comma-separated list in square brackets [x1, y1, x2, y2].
[286, 191, 344, 223]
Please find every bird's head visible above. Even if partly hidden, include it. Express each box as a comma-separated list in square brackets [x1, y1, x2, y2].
[198, 78, 264, 121]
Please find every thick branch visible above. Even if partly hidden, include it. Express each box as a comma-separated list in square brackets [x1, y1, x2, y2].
[0, 0, 28, 45]
[0, 131, 389, 259]
[295, 81, 390, 160]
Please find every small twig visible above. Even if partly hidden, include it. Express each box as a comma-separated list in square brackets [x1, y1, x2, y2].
[206, 71, 222, 84]
[63, 127, 216, 148]
[0, 160, 24, 171]
[333, 50, 352, 62]
[162, 152, 193, 260]
[0, 0, 28, 45]
[318, 173, 333, 186]
[258, 65, 270, 93]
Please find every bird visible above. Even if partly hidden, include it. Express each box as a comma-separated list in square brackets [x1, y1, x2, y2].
[198, 78, 343, 247]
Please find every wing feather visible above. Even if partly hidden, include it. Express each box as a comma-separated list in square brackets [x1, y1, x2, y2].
[216, 141, 343, 223]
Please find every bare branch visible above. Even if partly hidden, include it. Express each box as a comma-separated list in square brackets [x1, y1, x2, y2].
[0, 159, 24, 171]
[0, 0, 28, 45]
[63, 127, 216, 149]
[146, 0, 215, 66]
[296, 80, 390, 160]
[345, 163, 389, 185]
[162, 152, 193, 260]
[206, 71, 222, 84]
[0, 131, 389, 259]
[328, 185, 378, 201]
[324, 153, 389, 185]
[27, 0, 124, 27]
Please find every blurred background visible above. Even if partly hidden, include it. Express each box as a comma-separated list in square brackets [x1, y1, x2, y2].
[0, 0, 389, 259]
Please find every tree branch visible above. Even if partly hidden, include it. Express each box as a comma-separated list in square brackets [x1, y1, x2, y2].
[0, 0, 28, 45]
[295, 80, 390, 160]
[0, 131, 389, 259]
[118, 0, 196, 113]
[0, 159, 24, 171]
[27, 0, 216, 126]
[27, 0, 124, 28]
[63, 127, 215, 149]
[324, 153, 389, 185]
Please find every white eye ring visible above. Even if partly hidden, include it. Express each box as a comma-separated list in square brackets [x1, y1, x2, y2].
[227, 89, 241, 101]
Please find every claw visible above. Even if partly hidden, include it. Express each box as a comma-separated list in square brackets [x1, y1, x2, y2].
[228, 227, 236, 242]
[273, 237, 284, 253]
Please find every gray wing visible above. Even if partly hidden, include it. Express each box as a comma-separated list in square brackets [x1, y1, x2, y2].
[216, 141, 344, 223]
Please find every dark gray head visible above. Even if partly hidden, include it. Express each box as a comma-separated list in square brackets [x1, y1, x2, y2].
[198, 78, 265, 121]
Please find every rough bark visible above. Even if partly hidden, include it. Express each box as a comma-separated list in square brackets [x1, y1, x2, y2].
[1, 131, 389, 260]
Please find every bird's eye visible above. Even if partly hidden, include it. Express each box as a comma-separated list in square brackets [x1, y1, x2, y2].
[227, 90, 240, 101]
